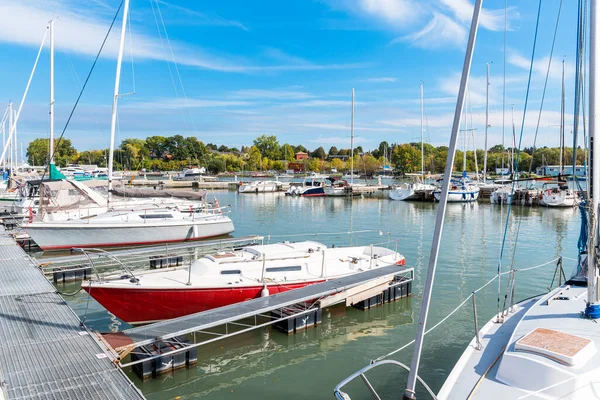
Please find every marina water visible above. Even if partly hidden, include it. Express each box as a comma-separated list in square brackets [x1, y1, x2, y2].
[55, 192, 579, 399]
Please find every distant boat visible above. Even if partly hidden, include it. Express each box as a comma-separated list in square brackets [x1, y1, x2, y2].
[175, 167, 205, 181]
[324, 177, 350, 197]
[82, 240, 406, 323]
[238, 180, 282, 193]
[285, 177, 326, 197]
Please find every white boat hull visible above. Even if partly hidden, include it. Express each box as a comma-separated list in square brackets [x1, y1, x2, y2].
[540, 190, 580, 207]
[433, 187, 480, 202]
[238, 181, 281, 193]
[324, 187, 347, 196]
[26, 216, 234, 250]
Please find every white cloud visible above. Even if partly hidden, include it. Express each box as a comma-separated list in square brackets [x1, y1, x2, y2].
[229, 89, 315, 100]
[367, 77, 398, 83]
[438, 0, 517, 31]
[395, 12, 467, 49]
[307, 136, 370, 145]
[124, 98, 251, 109]
[292, 100, 355, 107]
[508, 52, 574, 81]
[158, 1, 248, 31]
[298, 123, 404, 132]
[0, 0, 362, 73]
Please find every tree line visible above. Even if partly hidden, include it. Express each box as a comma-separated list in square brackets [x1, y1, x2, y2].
[26, 135, 586, 176]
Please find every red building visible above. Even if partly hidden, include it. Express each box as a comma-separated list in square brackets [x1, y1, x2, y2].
[295, 151, 309, 160]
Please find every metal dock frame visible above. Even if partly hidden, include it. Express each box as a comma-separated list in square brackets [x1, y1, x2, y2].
[0, 226, 144, 400]
[113, 265, 413, 369]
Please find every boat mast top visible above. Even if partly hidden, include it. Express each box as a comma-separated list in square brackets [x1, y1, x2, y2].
[403, 1, 483, 399]
[560, 58, 566, 176]
[420, 82, 424, 181]
[107, 0, 130, 194]
[350, 88, 354, 185]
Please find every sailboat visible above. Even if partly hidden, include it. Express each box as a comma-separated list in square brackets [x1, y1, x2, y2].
[25, 1, 234, 250]
[389, 83, 436, 201]
[540, 60, 581, 207]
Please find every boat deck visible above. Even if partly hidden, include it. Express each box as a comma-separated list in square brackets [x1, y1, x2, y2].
[439, 286, 600, 399]
[0, 226, 144, 400]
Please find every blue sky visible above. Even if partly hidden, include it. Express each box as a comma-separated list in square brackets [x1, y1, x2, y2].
[0, 0, 582, 153]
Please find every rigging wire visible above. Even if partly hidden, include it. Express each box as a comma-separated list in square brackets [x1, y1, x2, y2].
[527, 0, 564, 173]
[497, 0, 544, 322]
[42, 1, 124, 180]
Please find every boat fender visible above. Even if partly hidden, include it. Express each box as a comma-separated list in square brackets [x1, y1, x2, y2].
[261, 285, 269, 297]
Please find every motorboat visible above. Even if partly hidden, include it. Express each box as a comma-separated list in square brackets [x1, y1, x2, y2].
[285, 178, 326, 197]
[82, 240, 406, 324]
[26, 207, 234, 251]
[389, 180, 437, 201]
[324, 177, 350, 197]
[174, 167, 205, 181]
[238, 180, 282, 193]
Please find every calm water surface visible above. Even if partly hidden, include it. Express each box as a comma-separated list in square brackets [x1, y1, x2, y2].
[56, 191, 580, 399]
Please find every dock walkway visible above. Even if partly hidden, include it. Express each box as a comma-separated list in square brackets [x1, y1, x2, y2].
[0, 226, 144, 400]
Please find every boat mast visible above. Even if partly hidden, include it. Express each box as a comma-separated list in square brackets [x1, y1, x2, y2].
[560, 59, 565, 176]
[49, 19, 55, 167]
[403, 1, 483, 399]
[484, 62, 490, 182]
[8, 103, 12, 176]
[463, 87, 467, 176]
[107, 0, 130, 195]
[350, 88, 354, 185]
[420, 82, 424, 181]
[586, 0, 600, 315]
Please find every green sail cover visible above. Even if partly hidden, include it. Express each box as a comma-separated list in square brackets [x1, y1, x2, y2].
[48, 163, 66, 180]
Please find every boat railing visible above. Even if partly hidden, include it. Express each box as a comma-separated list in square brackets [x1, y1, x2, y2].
[332, 256, 565, 399]
[70, 247, 140, 283]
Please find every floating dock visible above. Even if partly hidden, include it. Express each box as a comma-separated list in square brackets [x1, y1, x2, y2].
[0, 226, 144, 399]
[103, 265, 413, 379]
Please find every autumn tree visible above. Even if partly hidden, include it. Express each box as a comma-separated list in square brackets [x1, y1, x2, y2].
[253, 135, 281, 160]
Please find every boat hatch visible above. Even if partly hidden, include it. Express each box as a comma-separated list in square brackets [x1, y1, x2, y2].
[265, 266, 302, 273]
[138, 213, 174, 219]
[210, 252, 237, 260]
[220, 269, 241, 275]
[515, 327, 596, 366]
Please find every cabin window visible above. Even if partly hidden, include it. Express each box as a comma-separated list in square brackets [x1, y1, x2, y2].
[265, 266, 302, 272]
[138, 214, 174, 219]
[220, 270, 241, 275]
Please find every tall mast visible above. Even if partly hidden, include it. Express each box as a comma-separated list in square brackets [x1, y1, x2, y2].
[8, 103, 13, 176]
[560, 59, 565, 175]
[350, 88, 354, 185]
[49, 19, 55, 166]
[420, 82, 424, 180]
[586, 0, 600, 313]
[13, 107, 17, 169]
[463, 88, 467, 175]
[403, 1, 483, 398]
[108, 0, 130, 194]
[484, 62, 490, 182]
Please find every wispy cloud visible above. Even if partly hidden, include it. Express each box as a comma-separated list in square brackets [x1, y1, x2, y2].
[0, 0, 362, 73]
[508, 52, 574, 81]
[307, 136, 370, 145]
[229, 89, 316, 100]
[298, 123, 404, 132]
[396, 12, 467, 49]
[124, 98, 251, 109]
[158, 0, 248, 31]
[325, 0, 518, 50]
[367, 77, 398, 83]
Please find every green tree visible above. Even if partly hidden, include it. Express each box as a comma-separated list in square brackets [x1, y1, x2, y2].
[281, 144, 295, 162]
[328, 146, 339, 156]
[27, 138, 77, 167]
[145, 136, 168, 159]
[311, 146, 327, 160]
[253, 135, 281, 160]
[392, 144, 420, 175]
[247, 146, 262, 171]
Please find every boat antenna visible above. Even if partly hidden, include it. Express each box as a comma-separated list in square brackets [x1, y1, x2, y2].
[585, 0, 600, 318]
[402, 1, 483, 399]
[108, 0, 130, 200]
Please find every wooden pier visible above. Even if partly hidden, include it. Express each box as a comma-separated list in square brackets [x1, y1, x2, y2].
[0, 226, 144, 399]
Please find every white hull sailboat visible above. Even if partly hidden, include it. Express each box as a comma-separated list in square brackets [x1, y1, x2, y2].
[540, 185, 580, 207]
[27, 209, 234, 251]
[389, 182, 436, 201]
[82, 241, 406, 323]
